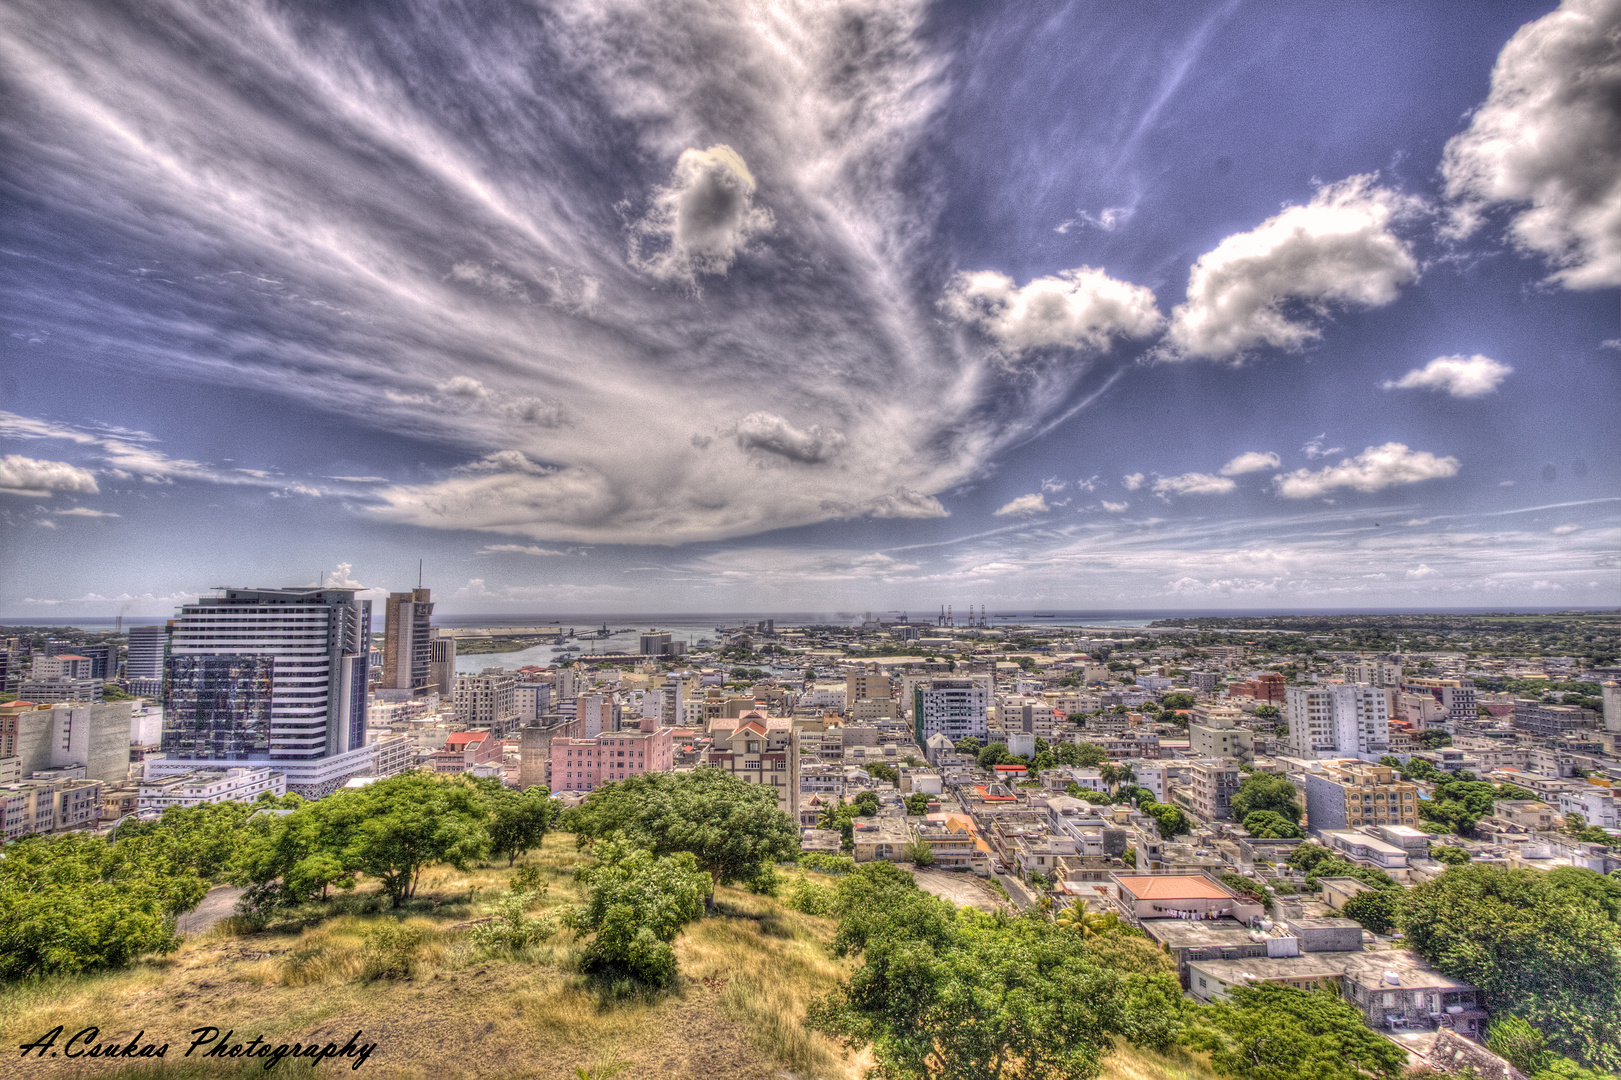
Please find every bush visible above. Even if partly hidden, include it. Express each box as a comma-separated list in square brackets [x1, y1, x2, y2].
[360, 921, 427, 980]
[799, 852, 856, 875]
[784, 874, 839, 917]
[511, 864, 548, 894]
[469, 894, 558, 955]
[567, 836, 709, 989]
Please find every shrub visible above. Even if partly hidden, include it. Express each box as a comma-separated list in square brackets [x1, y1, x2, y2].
[360, 921, 427, 980]
[799, 852, 856, 875]
[783, 874, 839, 918]
[469, 894, 558, 955]
[511, 864, 547, 894]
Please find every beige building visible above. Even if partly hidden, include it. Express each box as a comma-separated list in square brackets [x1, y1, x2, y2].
[453, 669, 518, 731]
[1189, 706, 1254, 763]
[1302, 762, 1418, 833]
[1186, 758, 1244, 821]
[703, 714, 800, 820]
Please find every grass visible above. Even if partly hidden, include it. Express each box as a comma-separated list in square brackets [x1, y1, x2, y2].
[0, 837, 1227, 1080]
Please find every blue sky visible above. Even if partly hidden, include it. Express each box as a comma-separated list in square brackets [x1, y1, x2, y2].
[1, 0, 1617, 616]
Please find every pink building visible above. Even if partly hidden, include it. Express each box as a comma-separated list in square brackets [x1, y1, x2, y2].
[433, 730, 503, 773]
[551, 717, 675, 793]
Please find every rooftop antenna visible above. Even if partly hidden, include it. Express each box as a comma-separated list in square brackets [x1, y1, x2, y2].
[418, 559, 423, 589]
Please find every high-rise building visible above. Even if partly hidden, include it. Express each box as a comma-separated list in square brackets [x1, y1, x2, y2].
[0, 700, 132, 782]
[380, 588, 434, 700]
[1302, 762, 1417, 833]
[1285, 684, 1390, 758]
[428, 629, 456, 700]
[124, 625, 168, 680]
[453, 668, 519, 731]
[911, 679, 989, 745]
[76, 644, 119, 681]
[155, 587, 373, 798]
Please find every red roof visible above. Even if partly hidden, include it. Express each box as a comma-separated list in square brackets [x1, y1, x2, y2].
[445, 732, 488, 747]
[993, 763, 1028, 773]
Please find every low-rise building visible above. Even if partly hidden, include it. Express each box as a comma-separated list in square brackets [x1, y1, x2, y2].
[850, 815, 912, 863]
[136, 766, 284, 811]
[1337, 950, 1484, 1037]
[1302, 762, 1418, 833]
[1189, 955, 1346, 1002]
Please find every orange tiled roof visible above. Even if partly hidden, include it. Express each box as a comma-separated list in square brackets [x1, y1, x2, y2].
[1117, 875, 1233, 900]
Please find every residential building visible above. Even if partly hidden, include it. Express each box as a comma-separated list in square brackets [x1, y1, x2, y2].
[1186, 758, 1243, 822]
[1188, 672, 1221, 694]
[1322, 831, 1411, 877]
[704, 715, 800, 819]
[1285, 684, 1390, 758]
[1603, 681, 1620, 733]
[1229, 672, 1285, 704]
[1400, 678, 1477, 730]
[1113, 873, 1259, 924]
[379, 588, 434, 700]
[1491, 799, 1560, 831]
[1337, 951, 1483, 1037]
[1189, 956, 1346, 1002]
[551, 718, 675, 793]
[1, 769, 104, 840]
[1302, 762, 1418, 833]
[454, 668, 519, 731]
[76, 644, 119, 681]
[1189, 706, 1254, 763]
[911, 679, 989, 746]
[1512, 701, 1598, 740]
[1557, 785, 1619, 829]
[137, 766, 285, 810]
[850, 815, 912, 863]
[1348, 659, 1403, 688]
[432, 731, 502, 774]
[154, 586, 373, 799]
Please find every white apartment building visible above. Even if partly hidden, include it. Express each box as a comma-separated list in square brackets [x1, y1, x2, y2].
[1286, 684, 1390, 758]
[138, 766, 285, 810]
[911, 679, 989, 744]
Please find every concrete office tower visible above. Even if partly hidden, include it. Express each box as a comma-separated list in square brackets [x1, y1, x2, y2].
[428, 629, 456, 700]
[454, 668, 519, 731]
[1602, 682, 1620, 734]
[156, 586, 373, 798]
[911, 679, 989, 746]
[0, 700, 133, 781]
[125, 625, 167, 679]
[76, 644, 119, 681]
[380, 588, 434, 700]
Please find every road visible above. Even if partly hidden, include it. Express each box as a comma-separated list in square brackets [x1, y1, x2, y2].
[994, 871, 1038, 909]
[175, 885, 247, 936]
[909, 868, 1008, 912]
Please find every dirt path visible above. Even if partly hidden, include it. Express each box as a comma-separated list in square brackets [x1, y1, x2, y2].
[909, 868, 1007, 911]
[176, 885, 247, 936]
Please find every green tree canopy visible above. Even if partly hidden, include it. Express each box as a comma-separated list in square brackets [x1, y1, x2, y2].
[977, 742, 1013, 770]
[1181, 983, 1406, 1080]
[954, 737, 982, 755]
[1400, 864, 1621, 1071]
[1242, 811, 1303, 839]
[904, 793, 932, 816]
[1340, 888, 1402, 934]
[1253, 704, 1281, 720]
[1075, 742, 1108, 768]
[483, 784, 563, 867]
[343, 773, 491, 908]
[565, 834, 709, 988]
[868, 762, 900, 786]
[1229, 774, 1300, 824]
[564, 768, 799, 902]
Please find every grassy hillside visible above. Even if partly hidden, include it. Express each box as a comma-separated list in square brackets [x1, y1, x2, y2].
[0, 834, 1222, 1080]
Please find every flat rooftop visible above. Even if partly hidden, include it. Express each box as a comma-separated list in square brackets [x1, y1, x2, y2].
[1337, 950, 1474, 990]
[1140, 919, 1262, 949]
[1189, 955, 1346, 982]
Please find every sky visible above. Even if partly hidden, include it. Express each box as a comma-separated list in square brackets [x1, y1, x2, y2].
[1, 0, 1618, 617]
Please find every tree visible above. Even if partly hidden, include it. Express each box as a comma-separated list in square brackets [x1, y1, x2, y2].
[343, 773, 491, 907]
[1431, 844, 1471, 866]
[977, 742, 1013, 770]
[1075, 742, 1108, 768]
[566, 835, 709, 988]
[1140, 800, 1192, 840]
[1181, 983, 1406, 1080]
[1253, 704, 1281, 720]
[1401, 863, 1621, 1071]
[1340, 889, 1402, 934]
[954, 736, 982, 755]
[868, 762, 900, 786]
[853, 789, 881, 816]
[233, 794, 362, 909]
[906, 839, 935, 867]
[1160, 692, 1196, 711]
[904, 793, 932, 816]
[484, 785, 563, 867]
[807, 865, 1187, 1078]
[565, 768, 800, 906]
[1487, 1015, 1552, 1076]
[1229, 774, 1300, 824]
[1242, 811, 1303, 839]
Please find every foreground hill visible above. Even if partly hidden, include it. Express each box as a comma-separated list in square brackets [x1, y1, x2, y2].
[0, 834, 1220, 1080]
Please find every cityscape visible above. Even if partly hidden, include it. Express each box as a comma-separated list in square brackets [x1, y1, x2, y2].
[2, 0, 1619, 1078]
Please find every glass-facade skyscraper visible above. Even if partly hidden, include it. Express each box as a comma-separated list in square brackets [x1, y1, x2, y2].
[158, 586, 373, 798]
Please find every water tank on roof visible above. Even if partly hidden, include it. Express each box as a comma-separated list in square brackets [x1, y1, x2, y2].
[1384, 970, 1401, 986]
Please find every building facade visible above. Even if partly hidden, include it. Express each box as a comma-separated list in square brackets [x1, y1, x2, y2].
[156, 586, 373, 798]
[1302, 762, 1418, 833]
[912, 679, 989, 745]
[124, 625, 168, 680]
[380, 588, 434, 699]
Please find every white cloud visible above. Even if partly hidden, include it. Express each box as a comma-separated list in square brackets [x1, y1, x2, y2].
[941, 266, 1164, 355]
[1219, 451, 1280, 476]
[731, 412, 845, 464]
[1041, 476, 1068, 493]
[1382, 354, 1512, 397]
[1406, 564, 1441, 580]
[483, 544, 570, 556]
[1274, 443, 1461, 499]
[53, 507, 118, 517]
[994, 492, 1050, 516]
[1100, 500, 1129, 513]
[1162, 175, 1421, 361]
[1122, 473, 1146, 491]
[1301, 435, 1343, 460]
[630, 144, 772, 285]
[1550, 523, 1582, 535]
[1152, 472, 1237, 498]
[862, 488, 949, 520]
[1442, 0, 1621, 289]
[0, 454, 100, 497]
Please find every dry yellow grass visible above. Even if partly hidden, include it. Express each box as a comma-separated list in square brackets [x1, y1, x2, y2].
[0, 839, 1220, 1080]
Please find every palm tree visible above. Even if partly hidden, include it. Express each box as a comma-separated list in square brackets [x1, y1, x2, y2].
[1098, 763, 1121, 792]
[1115, 764, 1136, 788]
[1054, 899, 1118, 938]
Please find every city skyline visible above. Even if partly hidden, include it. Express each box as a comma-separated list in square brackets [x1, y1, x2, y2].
[2, 0, 1617, 615]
